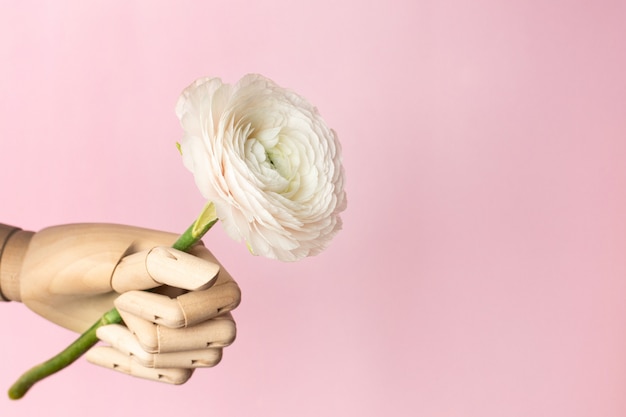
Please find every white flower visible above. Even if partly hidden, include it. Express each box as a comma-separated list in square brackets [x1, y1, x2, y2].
[176, 74, 346, 261]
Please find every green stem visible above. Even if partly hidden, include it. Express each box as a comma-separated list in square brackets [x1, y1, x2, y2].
[8, 203, 218, 400]
[8, 308, 121, 399]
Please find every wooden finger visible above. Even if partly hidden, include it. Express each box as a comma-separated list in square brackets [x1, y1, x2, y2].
[154, 348, 222, 368]
[156, 314, 236, 353]
[95, 324, 154, 364]
[176, 273, 241, 326]
[114, 273, 240, 328]
[118, 308, 236, 354]
[95, 324, 223, 368]
[115, 290, 186, 328]
[86, 347, 193, 384]
[111, 246, 219, 293]
[118, 313, 159, 353]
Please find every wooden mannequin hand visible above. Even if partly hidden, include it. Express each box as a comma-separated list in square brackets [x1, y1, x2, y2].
[2, 224, 240, 384]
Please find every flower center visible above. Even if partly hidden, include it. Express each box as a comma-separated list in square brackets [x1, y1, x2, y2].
[265, 150, 277, 169]
[245, 127, 294, 193]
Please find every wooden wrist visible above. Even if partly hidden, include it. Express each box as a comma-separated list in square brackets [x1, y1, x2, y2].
[0, 224, 34, 302]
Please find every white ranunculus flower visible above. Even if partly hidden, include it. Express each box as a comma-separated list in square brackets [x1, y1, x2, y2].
[175, 74, 347, 261]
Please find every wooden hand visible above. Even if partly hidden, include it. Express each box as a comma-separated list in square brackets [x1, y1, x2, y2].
[1, 223, 240, 384]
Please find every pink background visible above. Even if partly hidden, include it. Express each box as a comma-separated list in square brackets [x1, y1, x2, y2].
[1, 1, 626, 416]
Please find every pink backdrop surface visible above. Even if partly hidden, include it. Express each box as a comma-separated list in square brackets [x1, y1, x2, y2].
[1, 1, 626, 416]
